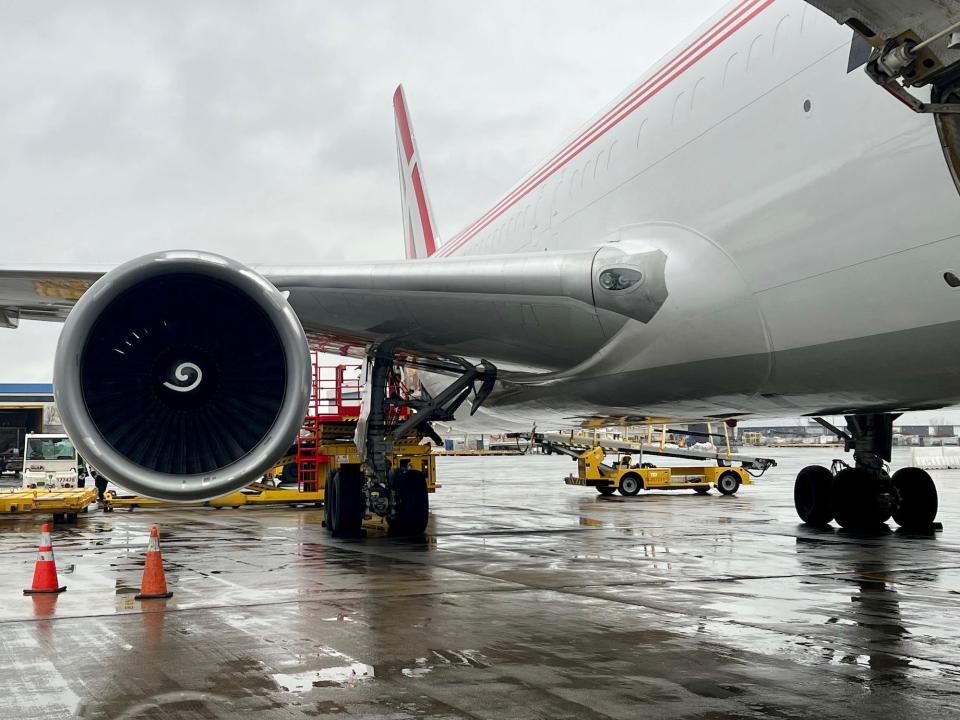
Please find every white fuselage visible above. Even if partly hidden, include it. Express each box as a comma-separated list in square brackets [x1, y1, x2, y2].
[272, 0, 960, 427]
[423, 0, 960, 424]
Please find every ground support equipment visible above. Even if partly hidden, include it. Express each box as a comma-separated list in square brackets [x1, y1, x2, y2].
[513, 429, 776, 497]
[102, 483, 325, 512]
[0, 487, 98, 522]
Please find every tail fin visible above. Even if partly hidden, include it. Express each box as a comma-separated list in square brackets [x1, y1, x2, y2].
[394, 85, 439, 259]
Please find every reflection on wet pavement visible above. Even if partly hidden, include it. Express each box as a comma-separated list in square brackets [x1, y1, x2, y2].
[1, 447, 959, 718]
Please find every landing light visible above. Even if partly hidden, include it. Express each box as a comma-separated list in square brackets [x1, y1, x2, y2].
[598, 268, 643, 291]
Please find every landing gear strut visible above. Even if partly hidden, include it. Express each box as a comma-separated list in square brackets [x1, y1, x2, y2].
[325, 351, 496, 537]
[793, 413, 938, 531]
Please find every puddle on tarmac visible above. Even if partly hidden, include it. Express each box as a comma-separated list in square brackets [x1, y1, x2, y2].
[273, 663, 374, 691]
[400, 649, 490, 677]
[401, 658, 433, 678]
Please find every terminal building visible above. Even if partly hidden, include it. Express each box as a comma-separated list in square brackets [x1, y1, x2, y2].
[5, 379, 960, 453]
[0, 383, 60, 463]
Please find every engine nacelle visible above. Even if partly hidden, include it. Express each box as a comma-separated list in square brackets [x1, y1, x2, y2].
[54, 251, 311, 501]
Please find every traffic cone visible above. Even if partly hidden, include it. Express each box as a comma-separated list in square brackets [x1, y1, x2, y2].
[23, 522, 67, 595]
[135, 526, 173, 600]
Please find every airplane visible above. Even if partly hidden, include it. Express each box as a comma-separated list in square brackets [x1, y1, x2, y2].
[0, 0, 958, 537]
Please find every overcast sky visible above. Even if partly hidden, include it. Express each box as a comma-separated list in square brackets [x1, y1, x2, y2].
[0, 0, 727, 381]
[3, 1, 956, 426]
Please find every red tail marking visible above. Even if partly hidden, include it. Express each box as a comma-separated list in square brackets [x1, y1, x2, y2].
[411, 164, 437, 256]
[394, 87, 415, 163]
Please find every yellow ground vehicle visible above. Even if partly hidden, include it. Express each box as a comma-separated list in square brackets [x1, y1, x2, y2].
[511, 428, 775, 498]
[0, 487, 98, 520]
[102, 482, 324, 511]
[564, 446, 752, 496]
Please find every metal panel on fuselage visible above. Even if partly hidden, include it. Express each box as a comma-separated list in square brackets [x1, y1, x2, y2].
[436, 0, 960, 422]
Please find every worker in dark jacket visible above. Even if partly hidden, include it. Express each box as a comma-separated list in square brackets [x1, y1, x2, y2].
[92, 469, 109, 502]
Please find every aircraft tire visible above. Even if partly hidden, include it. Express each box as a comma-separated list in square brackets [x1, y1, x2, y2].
[324, 469, 338, 532]
[618, 473, 642, 496]
[329, 466, 364, 537]
[832, 467, 889, 531]
[596, 485, 616, 496]
[695, 486, 710, 495]
[892, 467, 938, 530]
[388, 469, 429, 536]
[794, 464, 834, 526]
[717, 471, 741, 496]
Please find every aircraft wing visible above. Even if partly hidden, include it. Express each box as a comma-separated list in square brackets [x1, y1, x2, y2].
[0, 266, 107, 326]
[267, 248, 667, 373]
[0, 246, 668, 373]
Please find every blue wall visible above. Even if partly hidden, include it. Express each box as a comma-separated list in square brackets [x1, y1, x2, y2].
[0, 384, 53, 394]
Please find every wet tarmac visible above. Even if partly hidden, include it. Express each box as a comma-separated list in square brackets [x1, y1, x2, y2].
[2, 447, 959, 719]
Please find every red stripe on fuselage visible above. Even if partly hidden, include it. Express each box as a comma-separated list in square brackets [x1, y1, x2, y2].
[438, 0, 774, 257]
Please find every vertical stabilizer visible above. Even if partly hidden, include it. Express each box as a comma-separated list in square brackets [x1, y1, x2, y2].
[394, 85, 439, 259]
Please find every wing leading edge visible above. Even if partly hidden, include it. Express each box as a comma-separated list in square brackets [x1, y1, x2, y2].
[0, 266, 107, 325]
[0, 246, 668, 374]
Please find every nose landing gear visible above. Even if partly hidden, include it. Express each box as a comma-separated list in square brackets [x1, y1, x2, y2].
[793, 413, 939, 532]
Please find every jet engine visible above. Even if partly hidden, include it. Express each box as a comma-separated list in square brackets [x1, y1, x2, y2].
[53, 251, 311, 501]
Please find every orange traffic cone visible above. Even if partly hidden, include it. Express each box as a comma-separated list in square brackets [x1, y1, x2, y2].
[135, 526, 173, 600]
[24, 522, 67, 595]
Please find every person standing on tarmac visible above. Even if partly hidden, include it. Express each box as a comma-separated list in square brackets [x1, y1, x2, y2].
[92, 469, 109, 502]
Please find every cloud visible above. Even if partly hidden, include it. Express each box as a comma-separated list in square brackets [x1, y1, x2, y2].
[0, 0, 724, 380]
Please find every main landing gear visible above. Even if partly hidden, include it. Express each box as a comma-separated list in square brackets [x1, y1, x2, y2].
[793, 414, 939, 532]
[325, 351, 496, 538]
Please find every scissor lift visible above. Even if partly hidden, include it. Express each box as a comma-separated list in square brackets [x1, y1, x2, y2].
[511, 427, 776, 497]
[293, 358, 437, 494]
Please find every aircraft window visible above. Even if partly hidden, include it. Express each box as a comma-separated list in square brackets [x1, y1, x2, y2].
[599, 268, 643, 291]
[747, 35, 766, 71]
[723, 52, 741, 87]
[773, 15, 792, 56]
[691, 78, 705, 111]
[945, 271, 960, 288]
[672, 91, 686, 124]
[635, 119, 647, 148]
[550, 171, 565, 223]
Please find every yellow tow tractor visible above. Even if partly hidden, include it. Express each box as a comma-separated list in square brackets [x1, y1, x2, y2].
[565, 446, 752, 496]
[510, 428, 776, 498]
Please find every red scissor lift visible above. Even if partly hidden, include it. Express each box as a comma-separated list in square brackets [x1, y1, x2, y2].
[291, 352, 437, 511]
[295, 355, 362, 492]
